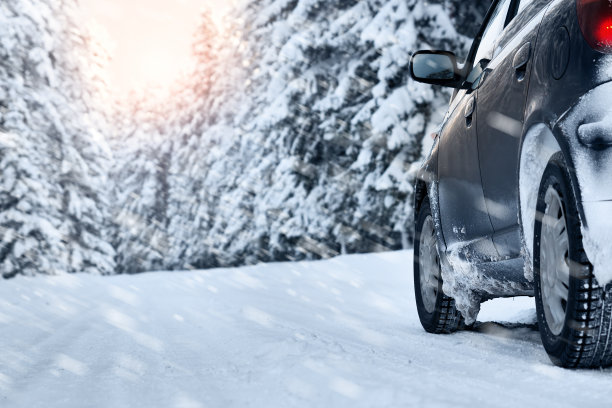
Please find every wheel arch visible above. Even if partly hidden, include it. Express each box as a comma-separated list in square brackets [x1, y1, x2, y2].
[413, 140, 441, 247]
[518, 122, 576, 280]
[414, 179, 428, 218]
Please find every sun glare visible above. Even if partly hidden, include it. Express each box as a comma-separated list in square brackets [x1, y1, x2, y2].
[80, 0, 231, 95]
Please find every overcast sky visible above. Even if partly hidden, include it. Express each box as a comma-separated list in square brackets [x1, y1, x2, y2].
[80, 0, 231, 93]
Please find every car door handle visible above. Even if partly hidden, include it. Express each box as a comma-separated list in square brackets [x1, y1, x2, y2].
[464, 96, 475, 128]
[512, 42, 531, 81]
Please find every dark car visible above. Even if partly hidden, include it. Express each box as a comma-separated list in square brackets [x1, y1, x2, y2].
[409, 0, 612, 368]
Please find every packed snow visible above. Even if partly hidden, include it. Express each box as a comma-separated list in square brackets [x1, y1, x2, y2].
[1, 251, 611, 408]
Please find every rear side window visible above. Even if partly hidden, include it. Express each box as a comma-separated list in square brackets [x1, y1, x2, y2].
[474, 0, 513, 63]
[517, 0, 535, 15]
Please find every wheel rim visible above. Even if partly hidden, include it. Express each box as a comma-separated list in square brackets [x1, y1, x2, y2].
[419, 215, 440, 314]
[540, 186, 570, 336]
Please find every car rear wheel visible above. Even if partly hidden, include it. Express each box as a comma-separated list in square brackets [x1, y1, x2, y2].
[534, 156, 612, 368]
[414, 196, 463, 334]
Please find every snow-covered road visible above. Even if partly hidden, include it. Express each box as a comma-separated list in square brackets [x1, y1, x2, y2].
[1, 251, 611, 407]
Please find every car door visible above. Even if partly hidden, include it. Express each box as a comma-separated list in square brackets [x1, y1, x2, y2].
[437, 0, 513, 259]
[475, 0, 551, 258]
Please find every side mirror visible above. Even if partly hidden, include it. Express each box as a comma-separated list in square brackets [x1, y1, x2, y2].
[409, 50, 466, 89]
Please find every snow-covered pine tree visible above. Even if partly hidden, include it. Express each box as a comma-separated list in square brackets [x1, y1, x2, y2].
[0, 0, 115, 277]
[110, 88, 173, 273]
[164, 10, 250, 270]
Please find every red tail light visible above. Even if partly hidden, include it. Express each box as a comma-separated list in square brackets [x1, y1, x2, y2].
[577, 0, 612, 53]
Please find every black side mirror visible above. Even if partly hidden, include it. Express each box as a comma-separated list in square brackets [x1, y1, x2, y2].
[409, 50, 466, 89]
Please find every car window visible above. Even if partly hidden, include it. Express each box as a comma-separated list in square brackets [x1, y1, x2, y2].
[474, 0, 513, 64]
[517, 0, 535, 15]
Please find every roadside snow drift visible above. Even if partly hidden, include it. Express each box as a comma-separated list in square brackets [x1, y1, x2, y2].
[1, 251, 611, 407]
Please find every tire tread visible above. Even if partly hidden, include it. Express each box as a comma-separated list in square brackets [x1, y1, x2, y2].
[535, 157, 612, 368]
[414, 196, 464, 335]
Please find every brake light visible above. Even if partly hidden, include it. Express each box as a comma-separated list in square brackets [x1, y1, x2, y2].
[577, 0, 612, 53]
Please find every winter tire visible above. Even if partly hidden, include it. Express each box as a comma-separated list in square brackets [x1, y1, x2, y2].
[534, 155, 612, 368]
[414, 196, 463, 334]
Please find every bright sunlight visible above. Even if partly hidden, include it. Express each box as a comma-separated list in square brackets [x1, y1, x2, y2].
[80, 0, 231, 93]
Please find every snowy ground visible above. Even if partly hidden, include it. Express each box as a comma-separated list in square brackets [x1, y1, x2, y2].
[1, 251, 611, 408]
